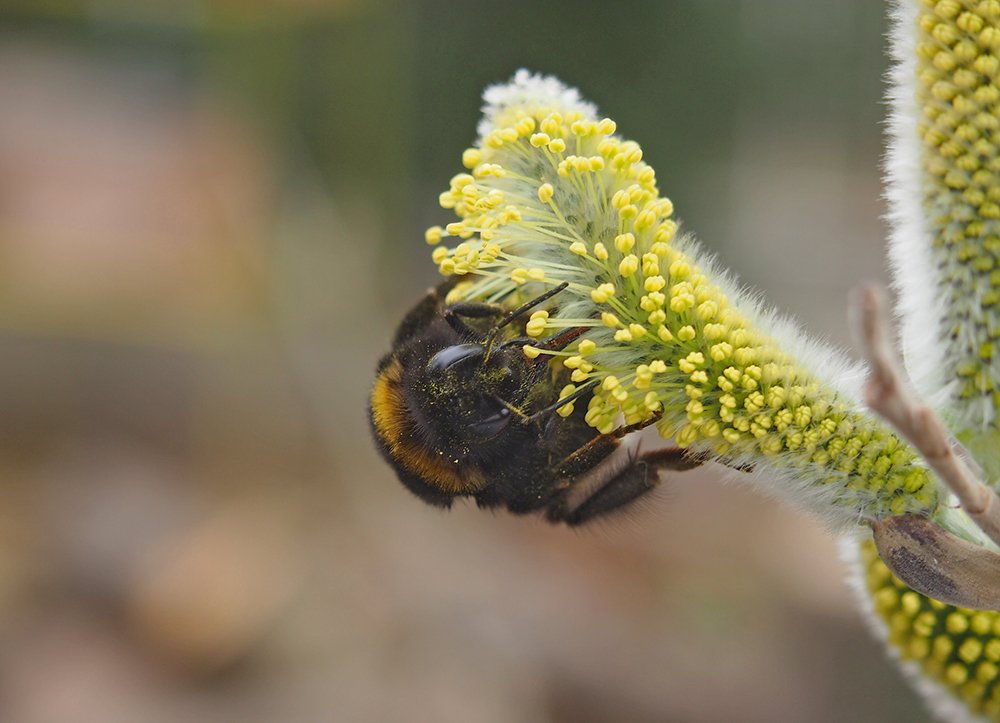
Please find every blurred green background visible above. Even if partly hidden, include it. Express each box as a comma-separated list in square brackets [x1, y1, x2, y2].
[0, 1, 932, 721]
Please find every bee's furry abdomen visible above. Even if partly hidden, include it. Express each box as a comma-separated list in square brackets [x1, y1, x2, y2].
[370, 355, 486, 503]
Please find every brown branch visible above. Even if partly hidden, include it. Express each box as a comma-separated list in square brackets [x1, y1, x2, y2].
[853, 284, 1000, 548]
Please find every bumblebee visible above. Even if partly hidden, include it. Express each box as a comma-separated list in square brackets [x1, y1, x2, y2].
[369, 281, 702, 525]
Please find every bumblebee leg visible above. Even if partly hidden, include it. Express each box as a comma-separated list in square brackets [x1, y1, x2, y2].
[550, 447, 701, 525]
[547, 413, 664, 480]
[557, 455, 656, 525]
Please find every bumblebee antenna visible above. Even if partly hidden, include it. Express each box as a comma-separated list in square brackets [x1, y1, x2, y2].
[494, 282, 569, 332]
[484, 282, 569, 361]
[536, 325, 587, 352]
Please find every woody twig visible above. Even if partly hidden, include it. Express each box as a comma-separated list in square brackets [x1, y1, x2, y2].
[854, 284, 1000, 549]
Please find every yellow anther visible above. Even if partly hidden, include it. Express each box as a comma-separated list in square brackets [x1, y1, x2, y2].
[619, 255, 639, 277]
[540, 113, 562, 135]
[522, 344, 541, 359]
[591, 283, 616, 303]
[669, 259, 691, 279]
[425, 226, 444, 245]
[685, 399, 704, 418]
[645, 275, 667, 292]
[649, 360, 667, 374]
[596, 313, 619, 329]
[477, 163, 506, 178]
[654, 221, 677, 243]
[703, 323, 726, 341]
[669, 294, 694, 313]
[676, 424, 699, 448]
[569, 241, 588, 256]
[710, 342, 733, 362]
[615, 233, 636, 253]
[697, 301, 718, 320]
[548, 138, 567, 153]
[594, 242, 609, 261]
[722, 428, 742, 444]
[461, 148, 482, 169]
[634, 209, 658, 231]
[538, 183, 555, 203]
[556, 403, 575, 418]
[597, 138, 619, 156]
[526, 318, 547, 337]
[620, 141, 642, 163]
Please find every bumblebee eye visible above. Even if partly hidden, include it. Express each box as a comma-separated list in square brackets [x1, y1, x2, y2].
[427, 343, 484, 373]
[468, 399, 511, 438]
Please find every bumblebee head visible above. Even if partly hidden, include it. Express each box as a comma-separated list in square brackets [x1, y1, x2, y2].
[417, 340, 542, 446]
[371, 281, 589, 510]
[370, 334, 549, 506]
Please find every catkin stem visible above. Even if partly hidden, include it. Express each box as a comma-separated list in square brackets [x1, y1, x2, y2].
[854, 284, 1000, 548]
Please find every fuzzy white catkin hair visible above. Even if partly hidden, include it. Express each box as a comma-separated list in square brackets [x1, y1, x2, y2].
[846, 2, 1000, 720]
[885, 0, 1000, 482]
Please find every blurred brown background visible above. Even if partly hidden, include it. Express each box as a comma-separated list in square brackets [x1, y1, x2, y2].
[0, 1, 932, 721]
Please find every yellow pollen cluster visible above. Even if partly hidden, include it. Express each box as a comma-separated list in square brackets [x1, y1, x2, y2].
[428, 83, 942, 522]
[861, 538, 1000, 719]
[429, 105, 672, 298]
[917, 0, 1000, 417]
